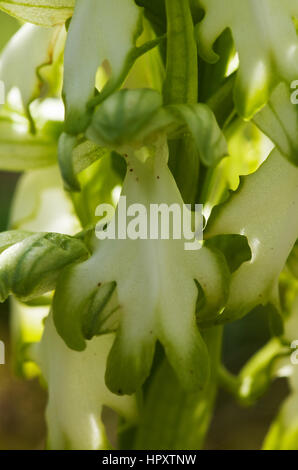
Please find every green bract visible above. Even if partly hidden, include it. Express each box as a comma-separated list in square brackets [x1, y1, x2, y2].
[87, 88, 227, 158]
[59, 87, 227, 191]
[0, 231, 88, 302]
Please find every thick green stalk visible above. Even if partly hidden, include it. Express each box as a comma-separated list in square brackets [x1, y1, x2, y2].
[164, 0, 199, 205]
[163, 0, 197, 105]
[134, 328, 223, 450]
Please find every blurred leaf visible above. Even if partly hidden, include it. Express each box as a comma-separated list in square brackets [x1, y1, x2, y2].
[0, 117, 57, 171]
[0, 231, 88, 302]
[0, 24, 65, 110]
[0, 0, 74, 26]
[0, 230, 32, 254]
[238, 338, 288, 406]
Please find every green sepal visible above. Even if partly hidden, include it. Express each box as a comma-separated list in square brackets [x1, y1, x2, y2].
[72, 138, 110, 175]
[167, 103, 228, 167]
[87, 88, 163, 147]
[86, 89, 227, 171]
[58, 132, 113, 193]
[58, 132, 80, 192]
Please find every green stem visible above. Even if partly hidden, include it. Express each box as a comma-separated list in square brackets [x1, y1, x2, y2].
[88, 35, 166, 111]
[163, 0, 197, 105]
[134, 327, 223, 450]
[164, 0, 200, 205]
[218, 364, 240, 398]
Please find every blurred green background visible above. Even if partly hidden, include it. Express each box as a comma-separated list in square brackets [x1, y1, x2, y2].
[0, 9, 289, 450]
[0, 168, 47, 450]
[0, 12, 47, 450]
